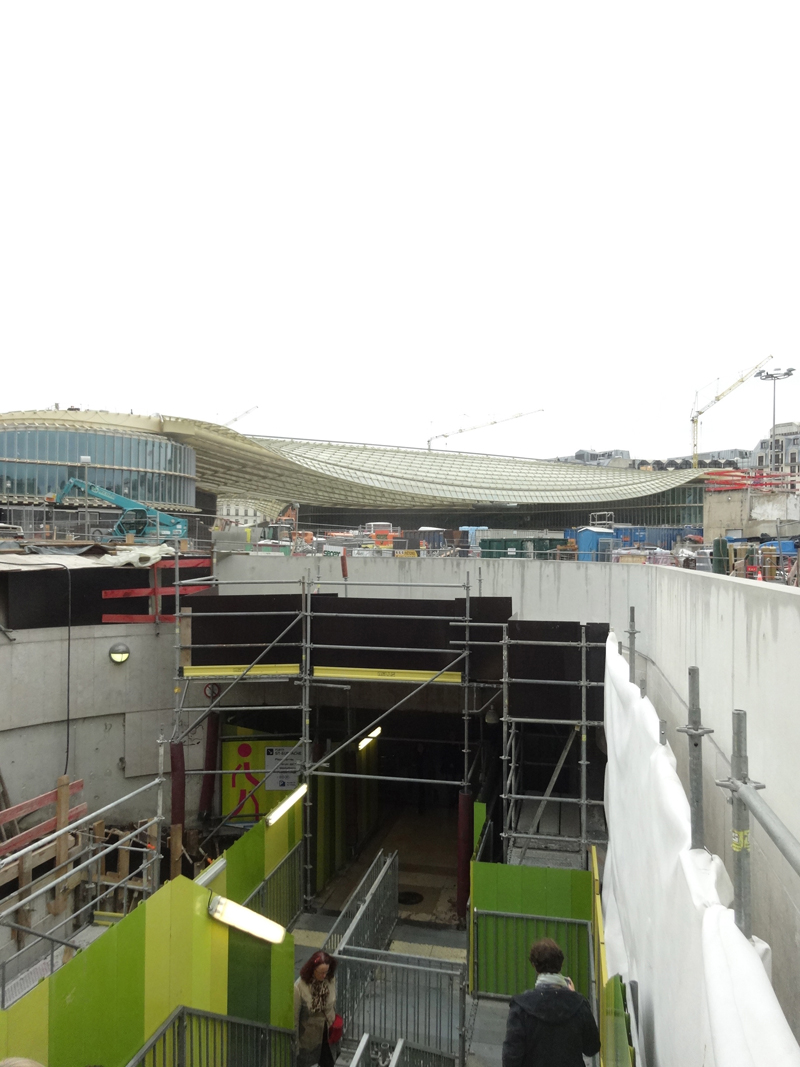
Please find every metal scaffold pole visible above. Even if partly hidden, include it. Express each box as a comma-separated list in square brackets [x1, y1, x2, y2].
[301, 575, 313, 909]
[501, 624, 510, 863]
[677, 667, 713, 851]
[456, 574, 473, 919]
[731, 709, 752, 939]
[579, 623, 588, 866]
[627, 607, 638, 686]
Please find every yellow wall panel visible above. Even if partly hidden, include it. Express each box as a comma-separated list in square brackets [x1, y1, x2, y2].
[6, 977, 49, 1064]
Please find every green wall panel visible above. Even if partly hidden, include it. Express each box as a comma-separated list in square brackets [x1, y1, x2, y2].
[473, 802, 486, 850]
[270, 937, 296, 1030]
[472, 862, 591, 920]
[227, 927, 273, 1024]
[225, 819, 266, 903]
[471, 863, 593, 999]
[144, 878, 174, 1035]
[2, 975, 49, 1064]
[114, 899, 147, 1061]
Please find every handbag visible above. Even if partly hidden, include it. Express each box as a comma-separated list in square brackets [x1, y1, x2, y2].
[328, 1014, 344, 1044]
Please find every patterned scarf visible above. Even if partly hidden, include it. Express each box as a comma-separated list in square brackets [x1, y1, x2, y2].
[310, 978, 329, 1013]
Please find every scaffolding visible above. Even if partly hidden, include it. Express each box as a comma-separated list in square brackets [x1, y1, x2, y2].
[168, 566, 608, 899]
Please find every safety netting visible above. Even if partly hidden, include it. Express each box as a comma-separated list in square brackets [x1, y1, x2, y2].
[602, 636, 800, 1067]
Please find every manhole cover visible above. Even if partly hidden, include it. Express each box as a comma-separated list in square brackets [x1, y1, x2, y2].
[398, 891, 424, 905]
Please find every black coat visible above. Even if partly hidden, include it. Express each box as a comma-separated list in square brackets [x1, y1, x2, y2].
[502, 985, 601, 1067]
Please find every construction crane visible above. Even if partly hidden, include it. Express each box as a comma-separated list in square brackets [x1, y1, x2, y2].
[427, 409, 544, 451]
[225, 406, 258, 427]
[691, 357, 773, 468]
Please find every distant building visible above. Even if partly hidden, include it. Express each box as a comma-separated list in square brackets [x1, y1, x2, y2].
[753, 422, 800, 473]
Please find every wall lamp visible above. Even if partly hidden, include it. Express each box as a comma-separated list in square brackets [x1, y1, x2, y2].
[109, 642, 131, 664]
[208, 894, 285, 943]
[358, 727, 382, 751]
[266, 783, 308, 825]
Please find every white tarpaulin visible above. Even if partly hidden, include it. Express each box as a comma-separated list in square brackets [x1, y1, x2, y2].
[602, 634, 800, 1067]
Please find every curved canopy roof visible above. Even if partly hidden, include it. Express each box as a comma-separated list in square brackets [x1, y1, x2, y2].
[1, 410, 703, 512]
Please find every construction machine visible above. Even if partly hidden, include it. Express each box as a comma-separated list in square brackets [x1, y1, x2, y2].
[691, 356, 773, 467]
[48, 479, 189, 543]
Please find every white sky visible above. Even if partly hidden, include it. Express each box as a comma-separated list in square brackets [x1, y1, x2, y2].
[2, 4, 799, 462]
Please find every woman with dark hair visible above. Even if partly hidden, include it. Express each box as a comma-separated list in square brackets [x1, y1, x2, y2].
[294, 950, 339, 1067]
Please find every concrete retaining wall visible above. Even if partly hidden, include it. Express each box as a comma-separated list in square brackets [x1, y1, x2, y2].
[217, 551, 800, 1032]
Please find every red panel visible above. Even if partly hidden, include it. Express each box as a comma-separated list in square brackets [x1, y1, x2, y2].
[0, 780, 84, 827]
[155, 558, 212, 569]
[0, 803, 89, 857]
[101, 614, 177, 624]
[102, 585, 208, 599]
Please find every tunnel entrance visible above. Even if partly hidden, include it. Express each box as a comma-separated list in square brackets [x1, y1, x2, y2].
[180, 588, 608, 922]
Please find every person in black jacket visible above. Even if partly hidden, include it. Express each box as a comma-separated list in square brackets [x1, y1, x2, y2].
[502, 937, 601, 1067]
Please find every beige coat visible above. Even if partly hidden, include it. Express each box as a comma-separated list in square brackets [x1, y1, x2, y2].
[294, 976, 337, 1066]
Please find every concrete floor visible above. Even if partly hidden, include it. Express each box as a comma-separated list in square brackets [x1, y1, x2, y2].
[314, 805, 459, 925]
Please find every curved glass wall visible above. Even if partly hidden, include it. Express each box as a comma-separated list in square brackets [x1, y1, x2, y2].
[0, 427, 196, 507]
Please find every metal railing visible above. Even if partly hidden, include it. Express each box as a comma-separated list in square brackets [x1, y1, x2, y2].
[243, 841, 303, 930]
[351, 1033, 458, 1067]
[336, 949, 466, 1061]
[124, 1005, 293, 1067]
[327, 850, 466, 1064]
[336, 851, 399, 955]
[322, 849, 389, 953]
[472, 909, 594, 1002]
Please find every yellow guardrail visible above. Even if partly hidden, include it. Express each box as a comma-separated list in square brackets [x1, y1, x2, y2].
[592, 846, 634, 1067]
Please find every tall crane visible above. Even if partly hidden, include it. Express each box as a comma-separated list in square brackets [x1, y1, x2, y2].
[691, 357, 773, 468]
[427, 409, 544, 450]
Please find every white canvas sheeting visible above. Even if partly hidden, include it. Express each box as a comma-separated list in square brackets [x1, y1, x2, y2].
[602, 635, 800, 1067]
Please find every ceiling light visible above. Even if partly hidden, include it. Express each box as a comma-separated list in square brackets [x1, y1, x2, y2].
[358, 727, 382, 750]
[266, 783, 308, 825]
[208, 895, 285, 943]
[109, 642, 130, 664]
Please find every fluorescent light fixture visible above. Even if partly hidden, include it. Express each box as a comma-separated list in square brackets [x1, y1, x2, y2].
[266, 783, 308, 825]
[208, 895, 286, 943]
[358, 727, 382, 750]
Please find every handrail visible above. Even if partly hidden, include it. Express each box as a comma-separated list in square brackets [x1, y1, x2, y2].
[322, 849, 386, 953]
[123, 1005, 293, 1067]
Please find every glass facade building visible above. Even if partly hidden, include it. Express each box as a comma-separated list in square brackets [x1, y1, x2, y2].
[0, 426, 196, 508]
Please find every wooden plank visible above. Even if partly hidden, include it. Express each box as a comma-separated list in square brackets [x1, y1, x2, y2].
[0, 779, 84, 827]
[0, 803, 88, 858]
[170, 823, 183, 881]
[102, 614, 177, 624]
[101, 585, 208, 599]
[54, 776, 70, 868]
[49, 776, 74, 915]
[0, 840, 57, 888]
[14, 853, 32, 947]
[155, 557, 211, 569]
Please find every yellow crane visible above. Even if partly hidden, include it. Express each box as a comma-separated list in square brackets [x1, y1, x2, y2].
[691, 356, 773, 468]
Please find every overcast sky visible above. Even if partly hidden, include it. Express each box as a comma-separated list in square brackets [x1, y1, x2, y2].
[2, 4, 799, 462]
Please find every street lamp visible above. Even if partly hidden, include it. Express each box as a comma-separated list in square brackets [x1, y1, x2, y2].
[755, 369, 795, 472]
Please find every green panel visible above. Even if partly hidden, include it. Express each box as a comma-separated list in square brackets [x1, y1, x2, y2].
[6, 974, 49, 1063]
[270, 936, 296, 1029]
[471, 863, 593, 998]
[114, 898, 148, 1061]
[49, 944, 89, 1067]
[472, 862, 591, 921]
[227, 927, 272, 1024]
[316, 772, 332, 890]
[144, 880, 174, 1035]
[79, 924, 120, 1067]
[473, 801, 486, 850]
[334, 755, 346, 871]
[603, 976, 634, 1066]
[265, 809, 290, 877]
[226, 819, 266, 903]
